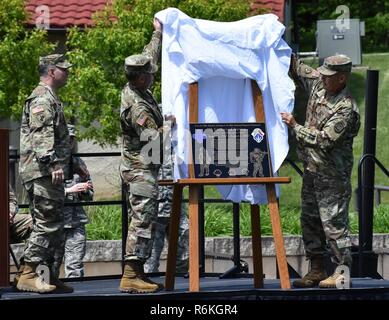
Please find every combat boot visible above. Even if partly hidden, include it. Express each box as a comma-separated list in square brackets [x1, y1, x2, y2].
[45, 267, 74, 293]
[51, 278, 74, 293]
[12, 263, 25, 287]
[319, 265, 352, 288]
[16, 262, 57, 293]
[119, 261, 163, 293]
[293, 257, 327, 288]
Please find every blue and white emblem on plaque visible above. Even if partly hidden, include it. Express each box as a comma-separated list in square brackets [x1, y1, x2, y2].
[251, 128, 265, 143]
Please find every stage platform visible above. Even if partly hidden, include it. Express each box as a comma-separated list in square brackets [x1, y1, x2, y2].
[2, 274, 389, 301]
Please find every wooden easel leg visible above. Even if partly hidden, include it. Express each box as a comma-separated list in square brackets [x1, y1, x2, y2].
[165, 184, 183, 291]
[250, 204, 263, 288]
[266, 184, 291, 289]
[189, 185, 200, 292]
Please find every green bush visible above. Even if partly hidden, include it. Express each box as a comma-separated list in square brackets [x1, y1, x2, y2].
[0, 0, 54, 120]
[86, 205, 122, 240]
[84, 203, 389, 240]
[363, 13, 389, 52]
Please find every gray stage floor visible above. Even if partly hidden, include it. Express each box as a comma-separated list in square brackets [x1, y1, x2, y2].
[2, 276, 389, 300]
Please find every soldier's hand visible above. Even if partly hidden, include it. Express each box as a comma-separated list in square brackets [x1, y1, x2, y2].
[164, 114, 176, 127]
[84, 180, 93, 192]
[52, 168, 64, 185]
[153, 18, 162, 32]
[280, 112, 297, 128]
[65, 182, 92, 195]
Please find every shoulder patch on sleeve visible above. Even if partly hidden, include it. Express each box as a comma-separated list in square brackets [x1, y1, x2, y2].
[145, 118, 158, 130]
[334, 120, 346, 133]
[298, 64, 319, 78]
[136, 113, 149, 127]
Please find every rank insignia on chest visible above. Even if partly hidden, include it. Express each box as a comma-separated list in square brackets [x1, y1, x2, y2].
[136, 114, 148, 126]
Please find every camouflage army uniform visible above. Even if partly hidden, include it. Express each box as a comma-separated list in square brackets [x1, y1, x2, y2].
[19, 81, 70, 266]
[53, 157, 93, 278]
[144, 157, 189, 273]
[9, 185, 18, 219]
[293, 60, 360, 266]
[9, 185, 33, 244]
[120, 30, 165, 263]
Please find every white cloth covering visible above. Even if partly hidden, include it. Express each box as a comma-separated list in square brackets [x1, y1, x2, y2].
[155, 8, 295, 204]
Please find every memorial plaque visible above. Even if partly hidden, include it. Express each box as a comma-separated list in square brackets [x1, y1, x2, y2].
[190, 123, 271, 178]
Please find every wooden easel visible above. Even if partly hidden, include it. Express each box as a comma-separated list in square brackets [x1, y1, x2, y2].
[164, 80, 291, 291]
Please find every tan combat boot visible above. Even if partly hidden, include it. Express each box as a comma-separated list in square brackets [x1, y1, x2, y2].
[13, 263, 25, 287]
[293, 257, 328, 288]
[319, 265, 352, 288]
[16, 263, 57, 293]
[119, 261, 163, 293]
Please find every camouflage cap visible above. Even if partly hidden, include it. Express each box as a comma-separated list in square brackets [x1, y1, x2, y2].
[67, 124, 76, 137]
[317, 54, 352, 76]
[39, 54, 72, 69]
[124, 54, 158, 74]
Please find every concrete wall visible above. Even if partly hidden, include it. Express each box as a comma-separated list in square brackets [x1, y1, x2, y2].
[10, 235, 389, 280]
[77, 140, 122, 199]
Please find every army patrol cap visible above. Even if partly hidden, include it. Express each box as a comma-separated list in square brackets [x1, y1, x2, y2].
[39, 54, 72, 69]
[317, 54, 352, 76]
[124, 54, 158, 74]
[67, 124, 76, 137]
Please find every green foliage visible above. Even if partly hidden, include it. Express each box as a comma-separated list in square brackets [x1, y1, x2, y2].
[296, 1, 389, 53]
[363, 13, 389, 53]
[64, 0, 249, 146]
[372, 205, 389, 233]
[0, 0, 54, 119]
[178, 0, 250, 21]
[204, 204, 233, 236]
[85, 203, 389, 240]
[86, 205, 122, 240]
[347, 53, 389, 204]
[204, 204, 302, 237]
[203, 204, 301, 236]
[348, 205, 389, 234]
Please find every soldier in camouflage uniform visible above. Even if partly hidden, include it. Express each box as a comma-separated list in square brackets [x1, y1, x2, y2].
[9, 185, 33, 287]
[144, 157, 189, 274]
[281, 55, 360, 288]
[9, 185, 33, 244]
[18, 54, 73, 293]
[119, 18, 175, 293]
[53, 125, 93, 279]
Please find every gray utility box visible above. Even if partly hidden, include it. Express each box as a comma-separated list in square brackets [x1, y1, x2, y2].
[317, 19, 365, 65]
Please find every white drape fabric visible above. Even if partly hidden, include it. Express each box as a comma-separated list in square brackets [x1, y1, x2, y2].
[155, 8, 295, 204]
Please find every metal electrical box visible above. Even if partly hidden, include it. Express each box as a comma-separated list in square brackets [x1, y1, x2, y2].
[317, 19, 365, 65]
